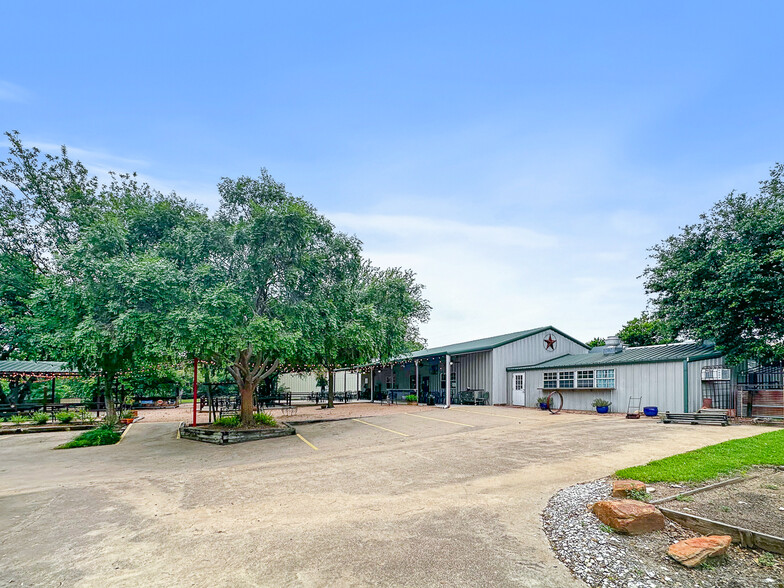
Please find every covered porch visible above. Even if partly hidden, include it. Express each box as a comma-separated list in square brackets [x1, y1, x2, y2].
[351, 351, 491, 406]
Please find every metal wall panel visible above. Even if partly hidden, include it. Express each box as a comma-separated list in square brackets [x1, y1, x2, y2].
[521, 361, 687, 413]
[492, 331, 589, 404]
[278, 372, 318, 394]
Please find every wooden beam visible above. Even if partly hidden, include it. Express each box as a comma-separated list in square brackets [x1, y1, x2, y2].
[659, 507, 784, 555]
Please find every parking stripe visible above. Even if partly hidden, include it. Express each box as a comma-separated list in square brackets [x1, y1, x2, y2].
[404, 413, 475, 427]
[352, 418, 410, 437]
[449, 407, 523, 420]
[296, 433, 319, 451]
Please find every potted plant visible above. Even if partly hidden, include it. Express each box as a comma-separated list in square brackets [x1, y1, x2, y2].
[591, 398, 611, 414]
[404, 394, 418, 405]
[119, 410, 135, 425]
[537, 396, 549, 410]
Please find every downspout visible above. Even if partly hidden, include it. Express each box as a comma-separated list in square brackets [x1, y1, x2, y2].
[682, 358, 690, 413]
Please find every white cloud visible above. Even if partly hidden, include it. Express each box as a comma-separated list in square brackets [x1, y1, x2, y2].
[328, 210, 653, 347]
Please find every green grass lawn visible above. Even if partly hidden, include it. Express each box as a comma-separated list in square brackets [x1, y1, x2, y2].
[616, 428, 784, 483]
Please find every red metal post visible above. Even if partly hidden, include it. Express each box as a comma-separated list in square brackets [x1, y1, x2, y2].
[192, 358, 198, 426]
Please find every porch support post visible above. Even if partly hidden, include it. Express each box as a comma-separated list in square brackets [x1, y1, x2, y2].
[415, 360, 419, 401]
[445, 354, 452, 408]
[370, 368, 374, 402]
[51, 378, 56, 406]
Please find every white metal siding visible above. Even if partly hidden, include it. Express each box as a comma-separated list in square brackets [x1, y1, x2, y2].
[492, 331, 589, 404]
[278, 372, 318, 394]
[455, 351, 493, 391]
[522, 361, 687, 413]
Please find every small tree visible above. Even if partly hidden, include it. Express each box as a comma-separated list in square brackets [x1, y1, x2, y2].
[616, 313, 675, 347]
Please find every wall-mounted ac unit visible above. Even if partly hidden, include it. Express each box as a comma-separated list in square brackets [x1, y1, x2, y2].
[702, 367, 731, 381]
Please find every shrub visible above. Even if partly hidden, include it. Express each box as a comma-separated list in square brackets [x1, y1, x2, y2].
[32, 412, 50, 425]
[56, 424, 121, 449]
[626, 487, 650, 502]
[404, 394, 418, 403]
[537, 396, 549, 404]
[591, 398, 612, 408]
[213, 415, 241, 428]
[254, 412, 278, 427]
[10, 414, 27, 424]
[76, 408, 95, 424]
[55, 411, 75, 424]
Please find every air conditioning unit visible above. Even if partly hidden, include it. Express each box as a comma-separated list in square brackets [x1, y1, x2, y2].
[701, 367, 731, 381]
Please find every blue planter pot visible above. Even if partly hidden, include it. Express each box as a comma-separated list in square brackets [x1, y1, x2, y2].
[539, 403, 548, 410]
[596, 405, 610, 414]
[643, 406, 658, 417]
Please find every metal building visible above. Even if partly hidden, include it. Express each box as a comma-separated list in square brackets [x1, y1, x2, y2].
[507, 339, 728, 413]
[339, 326, 588, 406]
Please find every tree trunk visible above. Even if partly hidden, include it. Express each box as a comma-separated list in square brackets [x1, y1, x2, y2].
[226, 347, 280, 427]
[104, 372, 116, 420]
[327, 368, 335, 408]
[239, 381, 255, 426]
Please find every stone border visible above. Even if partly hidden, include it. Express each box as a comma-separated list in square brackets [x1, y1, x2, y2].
[0, 424, 97, 435]
[178, 421, 295, 444]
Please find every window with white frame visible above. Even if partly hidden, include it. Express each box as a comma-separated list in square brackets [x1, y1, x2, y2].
[577, 370, 594, 388]
[543, 372, 557, 388]
[558, 371, 574, 388]
[514, 374, 525, 390]
[596, 369, 615, 388]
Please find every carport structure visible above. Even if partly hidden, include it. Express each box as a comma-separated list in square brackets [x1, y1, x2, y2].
[0, 360, 82, 414]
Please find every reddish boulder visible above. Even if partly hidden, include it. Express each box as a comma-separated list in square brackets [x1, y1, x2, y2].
[612, 479, 647, 498]
[668, 535, 732, 567]
[592, 500, 665, 534]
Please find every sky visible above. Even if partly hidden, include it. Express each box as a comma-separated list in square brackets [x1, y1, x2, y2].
[3, 2, 784, 347]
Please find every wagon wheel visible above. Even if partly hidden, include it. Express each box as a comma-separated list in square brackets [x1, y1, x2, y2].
[546, 390, 563, 414]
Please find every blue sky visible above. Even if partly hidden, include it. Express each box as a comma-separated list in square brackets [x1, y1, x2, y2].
[3, 2, 783, 346]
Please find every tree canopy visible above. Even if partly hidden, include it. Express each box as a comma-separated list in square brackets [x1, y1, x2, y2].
[616, 313, 676, 347]
[0, 133, 430, 423]
[644, 163, 784, 363]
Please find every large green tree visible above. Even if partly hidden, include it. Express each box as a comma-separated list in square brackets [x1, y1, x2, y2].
[0, 133, 206, 417]
[185, 172, 362, 425]
[644, 163, 784, 363]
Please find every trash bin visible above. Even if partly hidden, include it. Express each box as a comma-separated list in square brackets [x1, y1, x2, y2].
[427, 394, 435, 406]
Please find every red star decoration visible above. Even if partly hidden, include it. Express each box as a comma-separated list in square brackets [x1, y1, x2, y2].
[544, 335, 557, 351]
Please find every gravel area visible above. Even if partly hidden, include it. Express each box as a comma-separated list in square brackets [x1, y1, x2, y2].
[542, 479, 784, 588]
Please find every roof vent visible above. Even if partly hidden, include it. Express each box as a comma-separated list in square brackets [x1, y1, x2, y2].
[589, 335, 625, 354]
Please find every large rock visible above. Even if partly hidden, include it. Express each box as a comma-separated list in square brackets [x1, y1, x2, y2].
[667, 535, 732, 568]
[592, 500, 665, 534]
[612, 479, 647, 498]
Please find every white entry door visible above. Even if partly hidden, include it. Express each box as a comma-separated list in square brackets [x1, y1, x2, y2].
[511, 372, 525, 406]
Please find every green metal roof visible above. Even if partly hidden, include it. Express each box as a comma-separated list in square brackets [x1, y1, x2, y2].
[0, 360, 77, 376]
[506, 341, 723, 371]
[347, 326, 588, 369]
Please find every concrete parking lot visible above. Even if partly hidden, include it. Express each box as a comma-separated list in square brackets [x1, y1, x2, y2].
[0, 406, 764, 587]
